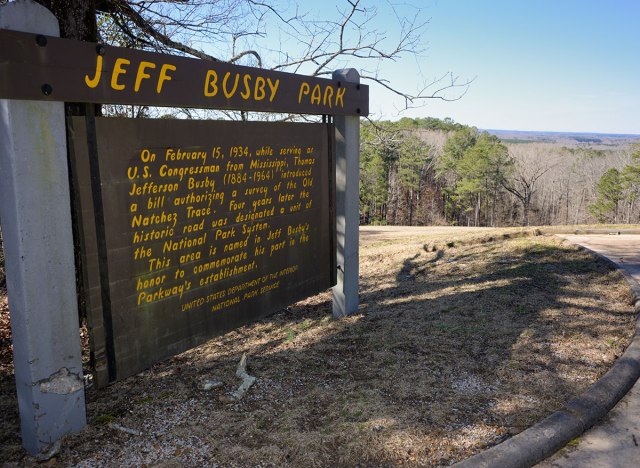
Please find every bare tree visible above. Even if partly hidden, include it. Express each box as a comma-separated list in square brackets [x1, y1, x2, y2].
[35, 0, 471, 113]
[502, 144, 555, 226]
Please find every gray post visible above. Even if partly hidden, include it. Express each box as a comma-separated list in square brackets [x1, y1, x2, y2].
[0, 0, 86, 456]
[332, 69, 360, 317]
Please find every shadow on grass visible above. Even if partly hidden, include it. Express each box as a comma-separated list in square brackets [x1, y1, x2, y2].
[0, 237, 635, 466]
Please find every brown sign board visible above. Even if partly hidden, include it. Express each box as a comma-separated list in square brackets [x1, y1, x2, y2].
[0, 28, 368, 116]
[69, 117, 336, 385]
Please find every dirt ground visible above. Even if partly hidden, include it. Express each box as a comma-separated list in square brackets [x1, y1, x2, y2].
[0, 228, 637, 466]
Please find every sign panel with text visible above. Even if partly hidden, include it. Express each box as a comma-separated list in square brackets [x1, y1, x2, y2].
[70, 117, 335, 383]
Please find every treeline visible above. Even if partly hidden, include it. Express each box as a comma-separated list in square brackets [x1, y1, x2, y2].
[360, 118, 640, 226]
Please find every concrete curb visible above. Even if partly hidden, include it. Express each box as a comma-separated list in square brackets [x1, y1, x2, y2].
[454, 238, 640, 468]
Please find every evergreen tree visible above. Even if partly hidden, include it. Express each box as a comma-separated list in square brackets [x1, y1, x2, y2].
[621, 144, 640, 223]
[397, 135, 432, 225]
[360, 125, 391, 224]
[589, 168, 623, 223]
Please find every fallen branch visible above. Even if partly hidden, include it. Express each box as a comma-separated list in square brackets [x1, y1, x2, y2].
[203, 379, 223, 391]
[230, 353, 256, 401]
[108, 423, 143, 436]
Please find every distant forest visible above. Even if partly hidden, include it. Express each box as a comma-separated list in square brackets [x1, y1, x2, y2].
[360, 117, 640, 227]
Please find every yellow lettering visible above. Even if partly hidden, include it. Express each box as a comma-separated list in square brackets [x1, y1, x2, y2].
[323, 86, 334, 108]
[254, 76, 266, 101]
[241, 74, 252, 99]
[335, 86, 346, 108]
[85, 55, 103, 88]
[267, 78, 280, 102]
[111, 58, 130, 91]
[311, 84, 321, 105]
[135, 61, 156, 92]
[157, 64, 176, 93]
[222, 72, 240, 98]
[298, 82, 310, 103]
[204, 70, 219, 97]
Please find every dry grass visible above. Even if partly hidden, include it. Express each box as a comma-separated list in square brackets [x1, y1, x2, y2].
[0, 231, 637, 466]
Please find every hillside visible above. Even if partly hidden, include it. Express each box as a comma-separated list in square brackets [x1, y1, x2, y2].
[485, 129, 640, 148]
[361, 118, 640, 227]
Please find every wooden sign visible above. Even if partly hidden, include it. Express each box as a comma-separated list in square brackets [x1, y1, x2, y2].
[69, 117, 336, 384]
[0, 28, 368, 116]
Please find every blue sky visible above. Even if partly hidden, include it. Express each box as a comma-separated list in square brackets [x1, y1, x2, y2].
[289, 0, 640, 134]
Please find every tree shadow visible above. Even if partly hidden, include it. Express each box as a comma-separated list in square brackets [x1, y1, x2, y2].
[1, 238, 636, 466]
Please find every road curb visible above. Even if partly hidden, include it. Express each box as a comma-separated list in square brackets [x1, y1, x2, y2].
[454, 238, 640, 468]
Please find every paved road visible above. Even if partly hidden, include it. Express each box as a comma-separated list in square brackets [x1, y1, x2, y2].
[559, 234, 640, 280]
[539, 234, 640, 467]
[360, 225, 493, 243]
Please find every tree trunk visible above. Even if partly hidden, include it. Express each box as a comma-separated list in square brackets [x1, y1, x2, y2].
[574, 189, 585, 225]
[408, 189, 414, 225]
[522, 197, 529, 227]
[35, 0, 98, 41]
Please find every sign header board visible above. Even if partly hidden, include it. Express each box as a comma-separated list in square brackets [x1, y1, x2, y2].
[0, 28, 369, 116]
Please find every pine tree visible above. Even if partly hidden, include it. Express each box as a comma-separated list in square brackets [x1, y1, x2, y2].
[589, 168, 623, 223]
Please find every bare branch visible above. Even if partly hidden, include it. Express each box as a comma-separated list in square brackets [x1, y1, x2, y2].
[93, 0, 472, 113]
[229, 50, 263, 67]
[107, 0, 221, 60]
